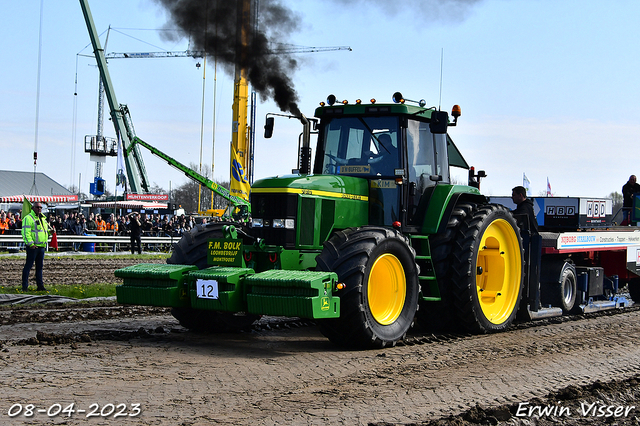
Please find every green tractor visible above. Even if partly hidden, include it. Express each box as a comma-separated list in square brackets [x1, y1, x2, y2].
[116, 92, 524, 348]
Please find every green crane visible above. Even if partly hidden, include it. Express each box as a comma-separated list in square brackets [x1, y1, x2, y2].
[79, 0, 149, 194]
[127, 136, 250, 218]
[80, 0, 250, 217]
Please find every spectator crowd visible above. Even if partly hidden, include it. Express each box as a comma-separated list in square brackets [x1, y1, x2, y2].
[0, 210, 22, 234]
[0, 209, 213, 238]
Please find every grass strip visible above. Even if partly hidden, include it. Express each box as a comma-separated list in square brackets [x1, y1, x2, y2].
[0, 283, 118, 299]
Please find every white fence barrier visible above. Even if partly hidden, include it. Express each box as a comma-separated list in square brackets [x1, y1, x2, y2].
[0, 233, 177, 252]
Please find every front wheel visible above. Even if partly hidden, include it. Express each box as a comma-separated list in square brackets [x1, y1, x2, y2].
[450, 204, 524, 333]
[168, 222, 259, 332]
[315, 227, 420, 348]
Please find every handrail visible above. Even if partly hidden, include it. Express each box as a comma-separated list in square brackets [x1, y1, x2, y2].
[613, 206, 628, 225]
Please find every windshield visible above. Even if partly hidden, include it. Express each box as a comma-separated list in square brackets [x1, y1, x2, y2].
[318, 116, 400, 177]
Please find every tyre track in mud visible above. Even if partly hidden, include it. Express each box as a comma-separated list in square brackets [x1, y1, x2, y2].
[2, 254, 640, 425]
[1, 309, 640, 425]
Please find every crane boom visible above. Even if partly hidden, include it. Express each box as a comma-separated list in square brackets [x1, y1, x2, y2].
[105, 51, 205, 59]
[79, 0, 149, 193]
[266, 44, 352, 54]
[103, 46, 351, 60]
[128, 136, 250, 211]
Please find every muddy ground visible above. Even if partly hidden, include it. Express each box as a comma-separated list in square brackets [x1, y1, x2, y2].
[0, 253, 166, 287]
[0, 254, 639, 425]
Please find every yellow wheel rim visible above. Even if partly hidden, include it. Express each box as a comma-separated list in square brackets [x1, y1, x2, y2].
[475, 218, 522, 324]
[368, 253, 406, 325]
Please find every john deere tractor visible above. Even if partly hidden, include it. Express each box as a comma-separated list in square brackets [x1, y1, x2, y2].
[115, 92, 524, 348]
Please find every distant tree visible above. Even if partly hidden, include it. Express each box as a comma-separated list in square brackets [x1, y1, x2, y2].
[450, 175, 463, 185]
[608, 191, 623, 212]
[65, 185, 89, 201]
[148, 182, 166, 194]
[172, 163, 231, 214]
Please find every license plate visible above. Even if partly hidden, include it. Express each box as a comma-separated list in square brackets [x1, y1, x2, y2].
[196, 279, 219, 299]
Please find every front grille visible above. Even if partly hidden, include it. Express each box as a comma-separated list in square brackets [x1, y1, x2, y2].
[299, 197, 315, 246]
[251, 193, 297, 248]
[252, 193, 297, 218]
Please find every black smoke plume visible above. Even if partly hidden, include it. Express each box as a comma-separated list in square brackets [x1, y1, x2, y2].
[155, 0, 301, 115]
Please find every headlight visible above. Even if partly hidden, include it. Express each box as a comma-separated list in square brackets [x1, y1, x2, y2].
[273, 219, 295, 229]
[251, 218, 263, 228]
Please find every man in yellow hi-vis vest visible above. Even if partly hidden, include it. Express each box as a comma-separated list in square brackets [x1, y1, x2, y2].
[21, 202, 50, 291]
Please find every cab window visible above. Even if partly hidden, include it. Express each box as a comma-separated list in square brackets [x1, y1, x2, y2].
[406, 119, 450, 203]
[319, 117, 400, 177]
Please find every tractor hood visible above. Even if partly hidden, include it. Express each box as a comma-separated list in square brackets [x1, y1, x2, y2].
[251, 174, 369, 201]
[250, 174, 370, 249]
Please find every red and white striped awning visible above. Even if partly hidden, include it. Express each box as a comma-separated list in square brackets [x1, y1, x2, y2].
[0, 194, 79, 203]
[90, 201, 168, 209]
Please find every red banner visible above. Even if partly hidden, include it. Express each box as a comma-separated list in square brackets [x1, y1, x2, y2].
[0, 195, 79, 203]
[126, 193, 169, 201]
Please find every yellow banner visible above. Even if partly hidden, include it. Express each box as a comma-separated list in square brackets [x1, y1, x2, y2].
[230, 146, 250, 201]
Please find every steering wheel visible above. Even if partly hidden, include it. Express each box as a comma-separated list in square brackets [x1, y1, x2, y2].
[365, 150, 384, 164]
[325, 153, 348, 165]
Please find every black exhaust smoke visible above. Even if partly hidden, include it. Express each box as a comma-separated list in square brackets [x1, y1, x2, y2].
[155, 0, 301, 116]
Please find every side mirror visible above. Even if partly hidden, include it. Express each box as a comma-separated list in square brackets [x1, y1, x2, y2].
[429, 111, 449, 134]
[264, 117, 274, 138]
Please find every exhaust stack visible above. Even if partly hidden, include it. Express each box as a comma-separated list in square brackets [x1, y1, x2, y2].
[298, 114, 312, 175]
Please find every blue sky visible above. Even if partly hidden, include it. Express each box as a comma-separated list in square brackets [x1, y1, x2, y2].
[2, 0, 640, 199]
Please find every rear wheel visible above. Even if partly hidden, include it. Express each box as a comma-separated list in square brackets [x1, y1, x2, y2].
[415, 203, 474, 332]
[450, 204, 524, 333]
[315, 227, 419, 348]
[168, 222, 259, 332]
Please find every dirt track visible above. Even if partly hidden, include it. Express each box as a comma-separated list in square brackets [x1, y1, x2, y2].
[0, 254, 166, 287]
[1, 255, 640, 425]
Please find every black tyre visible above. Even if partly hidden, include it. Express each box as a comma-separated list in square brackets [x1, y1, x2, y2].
[170, 306, 257, 333]
[450, 204, 524, 333]
[540, 261, 577, 314]
[628, 278, 640, 303]
[315, 227, 420, 348]
[415, 203, 475, 332]
[168, 222, 259, 332]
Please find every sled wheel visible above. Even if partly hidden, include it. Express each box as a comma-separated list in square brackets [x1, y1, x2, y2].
[451, 204, 524, 333]
[315, 227, 420, 348]
[168, 222, 259, 332]
[541, 262, 577, 314]
[628, 278, 640, 304]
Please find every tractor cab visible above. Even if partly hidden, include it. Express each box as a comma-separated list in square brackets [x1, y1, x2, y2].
[313, 93, 461, 227]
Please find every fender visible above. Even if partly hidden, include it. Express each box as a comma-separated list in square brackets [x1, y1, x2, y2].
[420, 184, 486, 235]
